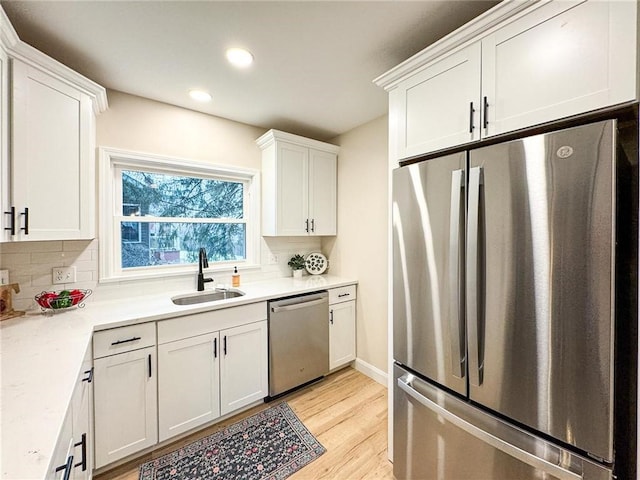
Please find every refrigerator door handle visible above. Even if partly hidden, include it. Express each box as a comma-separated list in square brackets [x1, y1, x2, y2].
[397, 376, 582, 480]
[467, 166, 483, 386]
[449, 169, 465, 378]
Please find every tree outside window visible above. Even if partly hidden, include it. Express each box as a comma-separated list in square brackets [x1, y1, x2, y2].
[120, 170, 247, 269]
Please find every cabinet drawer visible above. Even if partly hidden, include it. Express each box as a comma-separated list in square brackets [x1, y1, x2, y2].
[93, 322, 156, 359]
[329, 285, 357, 304]
[158, 302, 268, 344]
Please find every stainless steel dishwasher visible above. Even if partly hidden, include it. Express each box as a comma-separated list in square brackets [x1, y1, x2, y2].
[268, 291, 329, 397]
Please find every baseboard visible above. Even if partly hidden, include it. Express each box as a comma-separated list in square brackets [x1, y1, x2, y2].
[355, 357, 388, 386]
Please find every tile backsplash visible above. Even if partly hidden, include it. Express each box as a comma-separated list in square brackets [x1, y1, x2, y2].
[0, 236, 323, 311]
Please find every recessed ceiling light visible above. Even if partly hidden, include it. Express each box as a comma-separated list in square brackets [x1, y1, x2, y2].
[226, 48, 254, 68]
[189, 89, 212, 102]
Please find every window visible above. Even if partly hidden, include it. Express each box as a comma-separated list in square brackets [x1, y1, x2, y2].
[99, 148, 259, 282]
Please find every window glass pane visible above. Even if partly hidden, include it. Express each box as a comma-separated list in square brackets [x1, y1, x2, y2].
[122, 170, 244, 219]
[121, 222, 246, 268]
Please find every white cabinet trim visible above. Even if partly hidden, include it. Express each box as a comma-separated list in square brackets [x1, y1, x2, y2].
[0, 6, 107, 113]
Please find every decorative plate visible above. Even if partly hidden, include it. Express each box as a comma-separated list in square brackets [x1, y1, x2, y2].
[305, 252, 328, 275]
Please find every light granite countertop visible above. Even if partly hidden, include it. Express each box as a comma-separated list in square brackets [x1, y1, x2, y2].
[0, 274, 357, 480]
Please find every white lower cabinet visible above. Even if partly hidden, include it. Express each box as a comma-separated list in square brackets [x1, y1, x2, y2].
[220, 321, 268, 416]
[93, 345, 158, 469]
[158, 332, 220, 442]
[328, 285, 357, 370]
[47, 345, 94, 480]
[71, 346, 93, 480]
[47, 410, 74, 480]
[156, 303, 268, 444]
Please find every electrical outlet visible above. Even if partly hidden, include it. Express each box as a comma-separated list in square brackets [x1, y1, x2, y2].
[0, 269, 8, 285]
[52, 266, 76, 285]
[268, 254, 279, 265]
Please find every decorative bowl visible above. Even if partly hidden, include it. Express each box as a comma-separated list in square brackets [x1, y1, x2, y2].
[305, 252, 328, 275]
[35, 289, 92, 311]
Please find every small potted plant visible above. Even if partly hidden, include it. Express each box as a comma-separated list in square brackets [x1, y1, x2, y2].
[288, 254, 306, 278]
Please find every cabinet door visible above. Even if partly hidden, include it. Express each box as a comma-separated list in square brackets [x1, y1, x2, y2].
[94, 346, 157, 468]
[11, 60, 94, 241]
[482, 0, 637, 138]
[220, 321, 268, 416]
[275, 141, 309, 235]
[71, 347, 93, 480]
[395, 42, 481, 159]
[0, 48, 9, 242]
[308, 149, 337, 235]
[158, 332, 220, 442]
[46, 409, 74, 480]
[329, 300, 356, 370]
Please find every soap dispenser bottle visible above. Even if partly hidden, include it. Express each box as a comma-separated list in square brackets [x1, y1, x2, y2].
[232, 266, 240, 287]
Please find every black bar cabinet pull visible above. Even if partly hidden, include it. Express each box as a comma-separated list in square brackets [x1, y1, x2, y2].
[483, 96, 489, 129]
[223, 336, 227, 355]
[338, 293, 350, 298]
[213, 338, 217, 358]
[469, 102, 475, 133]
[305, 219, 309, 233]
[330, 309, 334, 324]
[148, 354, 152, 378]
[55, 455, 74, 480]
[20, 207, 28, 235]
[74, 433, 87, 471]
[111, 336, 141, 346]
[311, 219, 315, 232]
[81, 368, 93, 383]
[4, 206, 15, 235]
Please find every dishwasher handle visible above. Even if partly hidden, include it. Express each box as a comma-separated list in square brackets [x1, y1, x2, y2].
[271, 297, 326, 313]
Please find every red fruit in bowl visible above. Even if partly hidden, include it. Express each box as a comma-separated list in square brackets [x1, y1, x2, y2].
[38, 292, 58, 308]
[70, 289, 84, 305]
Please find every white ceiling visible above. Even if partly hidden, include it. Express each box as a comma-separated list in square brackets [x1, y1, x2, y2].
[1, 0, 499, 141]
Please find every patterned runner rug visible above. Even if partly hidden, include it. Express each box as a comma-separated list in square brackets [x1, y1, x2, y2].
[139, 402, 325, 480]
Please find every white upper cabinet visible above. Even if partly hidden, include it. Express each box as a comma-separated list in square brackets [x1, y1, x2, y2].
[395, 43, 481, 158]
[10, 60, 94, 241]
[308, 148, 337, 236]
[376, 0, 637, 160]
[481, 0, 637, 138]
[0, 8, 107, 242]
[257, 129, 339, 236]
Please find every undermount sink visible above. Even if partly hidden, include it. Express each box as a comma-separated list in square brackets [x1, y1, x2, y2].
[171, 289, 245, 306]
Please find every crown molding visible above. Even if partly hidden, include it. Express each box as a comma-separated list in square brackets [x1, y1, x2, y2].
[373, 0, 542, 91]
[0, 6, 108, 114]
[256, 129, 340, 153]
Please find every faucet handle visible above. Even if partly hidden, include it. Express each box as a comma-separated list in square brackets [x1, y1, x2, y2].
[199, 248, 209, 269]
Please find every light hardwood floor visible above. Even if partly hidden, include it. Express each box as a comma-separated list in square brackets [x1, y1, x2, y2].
[95, 367, 393, 480]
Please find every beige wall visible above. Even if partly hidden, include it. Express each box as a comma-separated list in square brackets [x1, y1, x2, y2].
[1, 90, 322, 309]
[324, 115, 389, 373]
[97, 90, 265, 170]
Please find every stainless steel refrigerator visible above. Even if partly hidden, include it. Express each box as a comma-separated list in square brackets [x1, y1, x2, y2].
[392, 118, 638, 479]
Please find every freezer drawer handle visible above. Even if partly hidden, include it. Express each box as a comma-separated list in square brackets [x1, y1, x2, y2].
[397, 377, 581, 480]
[467, 166, 484, 386]
[449, 169, 466, 378]
[271, 297, 327, 313]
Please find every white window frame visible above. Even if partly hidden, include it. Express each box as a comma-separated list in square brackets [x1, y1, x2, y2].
[99, 147, 260, 282]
